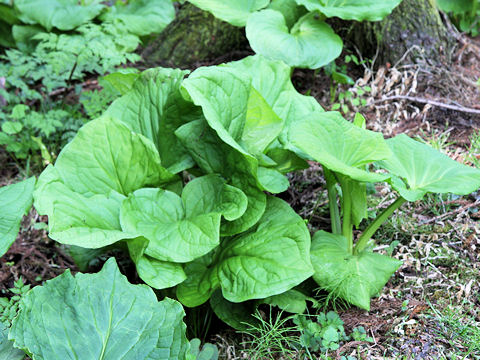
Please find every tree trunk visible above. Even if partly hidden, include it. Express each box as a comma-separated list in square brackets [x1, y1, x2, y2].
[348, 0, 457, 65]
[141, 4, 247, 69]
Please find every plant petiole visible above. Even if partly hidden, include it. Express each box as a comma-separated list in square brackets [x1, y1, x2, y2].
[354, 196, 407, 254]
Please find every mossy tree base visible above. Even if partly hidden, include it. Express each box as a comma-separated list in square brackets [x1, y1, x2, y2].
[141, 4, 247, 69]
[351, 0, 457, 65]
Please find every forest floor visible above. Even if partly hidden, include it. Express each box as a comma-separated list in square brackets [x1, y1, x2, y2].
[1, 33, 479, 360]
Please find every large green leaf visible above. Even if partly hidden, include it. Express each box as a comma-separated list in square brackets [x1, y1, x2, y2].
[9, 258, 188, 360]
[120, 175, 247, 263]
[106, 68, 198, 174]
[0, 177, 35, 257]
[127, 237, 187, 289]
[0, 324, 24, 360]
[55, 116, 174, 196]
[246, 10, 342, 69]
[177, 196, 313, 306]
[176, 119, 267, 235]
[187, 0, 269, 26]
[295, 0, 402, 21]
[209, 290, 259, 330]
[310, 231, 401, 310]
[34, 117, 174, 248]
[100, 0, 175, 36]
[220, 55, 324, 147]
[289, 111, 391, 182]
[377, 134, 480, 201]
[15, 0, 104, 31]
[437, 0, 474, 14]
[263, 289, 312, 314]
[34, 165, 133, 248]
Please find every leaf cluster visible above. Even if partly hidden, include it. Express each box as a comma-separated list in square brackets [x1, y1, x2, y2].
[28, 51, 480, 321]
[0, 279, 30, 326]
[0, 104, 85, 164]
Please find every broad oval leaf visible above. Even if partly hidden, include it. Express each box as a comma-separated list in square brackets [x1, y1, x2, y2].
[15, 0, 104, 31]
[121, 188, 220, 263]
[182, 56, 319, 192]
[126, 237, 187, 289]
[290, 112, 391, 182]
[311, 230, 402, 310]
[100, 0, 175, 36]
[54, 116, 175, 197]
[120, 175, 247, 263]
[246, 10, 342, 69]
[105, 68, 198, 174]
[296, 0, 402, 21]
[176, 196, 314, 306]
[187, 0, 270, 26]
[376, 134, 480, 201]
[0, 177, 35, 257]
[9, 258, 189, 360]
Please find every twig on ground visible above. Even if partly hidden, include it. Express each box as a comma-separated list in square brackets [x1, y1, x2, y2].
[373, 95, 480, 115]
[419, 200, 480, 225]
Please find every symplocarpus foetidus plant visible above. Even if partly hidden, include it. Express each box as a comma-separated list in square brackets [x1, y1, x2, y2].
[29, 54, 480, 322]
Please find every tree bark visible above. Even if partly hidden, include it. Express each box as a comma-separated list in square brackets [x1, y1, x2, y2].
[141, 4, 247, 69]
[348, 0, 457, 65]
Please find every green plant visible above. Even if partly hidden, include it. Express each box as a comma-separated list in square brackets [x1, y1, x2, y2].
[187, 339, 219, 360]
[0, 177, 35, 257]
[187, 0, 401, 69]
[324, 55, 372, 114]
[350, 326, 373, 342]
[437, 0, 480, 36]
[0, 104, 86, 167]
[289, 111, 480, 310]
[428, 301, 480, 355]
[0, 278, 31, 326]
[294, 312, 347, 352]
[32, 54, 480, 320]
[4, 258, 190, 360]
[467, 129, 480, 168]
[33, 58, 316, 324]
[242, 310, 299, 360]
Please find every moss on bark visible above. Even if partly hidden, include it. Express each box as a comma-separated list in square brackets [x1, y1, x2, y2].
[351, 0, 457, 65]
[141, 4, 247, 69]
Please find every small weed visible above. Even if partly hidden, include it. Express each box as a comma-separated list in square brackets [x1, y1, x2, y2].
[427, 301, 480, 357]
[242, 309, 299, 360]
[468, 129, 480, 168]
[0, 278, 30, 326]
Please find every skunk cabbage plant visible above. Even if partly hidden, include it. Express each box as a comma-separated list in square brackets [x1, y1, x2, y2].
[33, 55, 316, 322]
[289, 112, 480, 310]
[33, 53, 480, 318]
